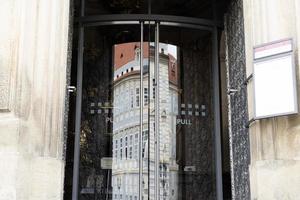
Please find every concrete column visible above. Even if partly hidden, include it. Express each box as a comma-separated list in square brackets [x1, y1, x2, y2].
[243, 0, 300, 199]
[0, 0, 70, 199]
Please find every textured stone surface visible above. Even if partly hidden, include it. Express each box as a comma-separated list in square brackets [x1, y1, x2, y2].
[225, 0, 251, 199]
[0, 0, 70, 199]
[0, 1, 18, 111]
[250, 160, 300, 200]
[243, 0, 300, 199]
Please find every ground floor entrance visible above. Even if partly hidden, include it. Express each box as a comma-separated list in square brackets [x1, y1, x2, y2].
[64, 16, 227, 200]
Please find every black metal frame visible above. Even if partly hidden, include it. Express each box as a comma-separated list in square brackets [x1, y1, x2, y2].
[72, 1, 223, 200]
[77, 14, 223, 28]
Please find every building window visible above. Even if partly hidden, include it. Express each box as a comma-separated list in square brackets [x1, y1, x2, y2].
[171, 62, 176, 76]
[144, 88, 148, 105]
[129, 89, 134, 108]
[129, 135, 133, 145]
[142, 130, 148, 158]
[115, 139, 118, 160]
[134, 133, 138, 160]
[120, 138, 123, 159]
[129, 146, 132, 159]
[135, 48, 140, 61]
[136, 88, 140, 107]
[129, 135, 133, 159]
[115, 149, 118, 160]
[125, 136, 128, 159]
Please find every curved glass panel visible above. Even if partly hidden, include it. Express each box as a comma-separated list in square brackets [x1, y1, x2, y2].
[158, 26, 215, 199]
[78, 25, 151, 200]
[69, 22, 217, 200]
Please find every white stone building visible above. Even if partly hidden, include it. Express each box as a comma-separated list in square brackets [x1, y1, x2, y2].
[111, 43, 179, 200]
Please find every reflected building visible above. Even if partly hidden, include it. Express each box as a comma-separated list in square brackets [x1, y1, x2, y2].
[111, 42, 179, 200]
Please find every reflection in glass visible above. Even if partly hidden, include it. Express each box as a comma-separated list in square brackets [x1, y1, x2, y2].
[111, 42, 179, 200]
[77, 25, 215, 200]
[112, 42, 149, 200]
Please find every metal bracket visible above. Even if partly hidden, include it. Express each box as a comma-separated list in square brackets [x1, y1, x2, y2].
[227, 74, 253, 96]
[227, 88, 238, 95]
[68, 86, 77, 93]
[245, 118, 256, 129]
[243, 73, 253, 86]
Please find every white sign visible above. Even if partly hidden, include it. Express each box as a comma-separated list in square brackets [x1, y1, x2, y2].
[101, 157, 112, 169]
[253, 39, 298, 119]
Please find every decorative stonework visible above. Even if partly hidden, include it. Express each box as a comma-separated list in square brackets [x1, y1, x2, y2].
[225, 0, 251, 199]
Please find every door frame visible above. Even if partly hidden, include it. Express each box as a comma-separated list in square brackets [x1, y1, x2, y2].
[72, 3, 223, 200]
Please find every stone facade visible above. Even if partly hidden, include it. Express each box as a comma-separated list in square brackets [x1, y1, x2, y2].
[243, 0, 300, 199]
[0, 1, 70, 200]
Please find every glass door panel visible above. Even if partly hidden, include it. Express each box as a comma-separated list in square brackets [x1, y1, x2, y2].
[79, 24, 150, 200]
[157, 25, 216, 200]
[76, 22, 217, 200]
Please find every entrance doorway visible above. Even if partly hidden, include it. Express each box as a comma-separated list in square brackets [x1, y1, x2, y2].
[64, 0, 232, 195]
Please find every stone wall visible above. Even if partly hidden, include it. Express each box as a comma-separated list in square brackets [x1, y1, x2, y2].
[224, 0, 251, 199]
[243, 0, 300, 199]
[0, 1, 70, 199]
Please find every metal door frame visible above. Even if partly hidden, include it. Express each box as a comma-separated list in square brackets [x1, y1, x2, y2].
[72, 1, 223, 199]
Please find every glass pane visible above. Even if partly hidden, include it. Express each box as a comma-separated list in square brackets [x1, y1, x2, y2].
[78, 0, 227, 21]
[79, 24, 150, 200]
[150, 0, 213, 20]
[84, 0, 149, 16]
[157, 26, 215, 200]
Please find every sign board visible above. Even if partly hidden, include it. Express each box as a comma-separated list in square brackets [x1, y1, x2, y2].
[101, 157, 112, 169]
[184, 166, 196, 172]
[253, 38, 298, 119]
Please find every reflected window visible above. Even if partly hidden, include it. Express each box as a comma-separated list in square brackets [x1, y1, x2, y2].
[125, 136, 128, 159]
[144, 88, 148, 105]
[131, 89, 134, 108]
[134, 134, 138, 160]
[135, 88, 140, 107]
[135, 48, 140, 61]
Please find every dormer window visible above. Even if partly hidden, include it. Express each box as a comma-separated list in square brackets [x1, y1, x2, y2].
[135, 48, 140, 61]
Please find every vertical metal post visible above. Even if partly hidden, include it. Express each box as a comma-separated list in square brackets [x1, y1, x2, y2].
[212, 26, 224, 200]
[212, 0, 224, 198]
[139, 21, 144, 200]
[154, 22, 160, 200]
[72, 1, 84, 200]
